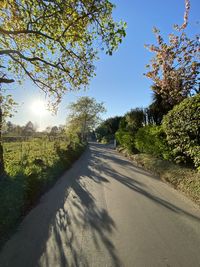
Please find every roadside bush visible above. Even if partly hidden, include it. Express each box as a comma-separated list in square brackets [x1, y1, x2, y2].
[115, 129, 135, 152]
[56, 142, 85, 164]
[135, 125, 171, 160]
[162, 94, 200, 169]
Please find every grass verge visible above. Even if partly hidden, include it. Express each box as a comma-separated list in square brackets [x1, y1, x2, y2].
[0, 142, 86, 249]
[117, 147, 200, 206]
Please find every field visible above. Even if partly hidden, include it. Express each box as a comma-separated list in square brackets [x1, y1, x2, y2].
[3, 137, 69, 176]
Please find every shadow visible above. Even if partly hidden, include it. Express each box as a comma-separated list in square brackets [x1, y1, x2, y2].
[88, 143, 200, 223]
[0, 146, 121, 267]
[90, 142, 160, 180]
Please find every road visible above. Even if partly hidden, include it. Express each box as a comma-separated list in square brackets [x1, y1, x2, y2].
[0, 143, 200, 267]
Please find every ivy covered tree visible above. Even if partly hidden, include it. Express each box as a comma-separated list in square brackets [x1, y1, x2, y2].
[0, 0, 126, 176]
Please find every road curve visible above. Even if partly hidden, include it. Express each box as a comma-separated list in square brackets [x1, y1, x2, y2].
[0, 143, 200, 267]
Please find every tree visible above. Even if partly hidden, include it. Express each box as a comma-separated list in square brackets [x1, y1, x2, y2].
[146, 88, 174, 125]
[145, 0, 199, 105]
[5, 121, 15, 134]
[50, 126, 59, 136]
[44, 126, 52, 134]
[13, 125, 23, 136]
[95, 116, 122, 142]
[23, 121, 36, 136]
[0, 0, 126, 102]
[58, 125, 66, 135]
[125, 108, 144, 133]
[67, 97, 106, 142]
[0, 0, 126, 176]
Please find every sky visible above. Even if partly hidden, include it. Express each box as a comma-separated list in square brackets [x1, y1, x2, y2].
[9, 0, 200, 130]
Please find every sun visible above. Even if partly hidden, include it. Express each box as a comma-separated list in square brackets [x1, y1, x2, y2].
[31, 100, 47, 116]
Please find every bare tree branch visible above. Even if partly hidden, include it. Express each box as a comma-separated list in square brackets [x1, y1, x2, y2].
[0, 78, 14, 84]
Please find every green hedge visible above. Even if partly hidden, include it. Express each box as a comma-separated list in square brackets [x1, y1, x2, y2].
[135, 125, 171, 160]
[162, 94, 200, 169]
[115, 129, 135, 152]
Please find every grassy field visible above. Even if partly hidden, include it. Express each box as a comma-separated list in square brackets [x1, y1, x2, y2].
[3, 137, 68, 176]
[0, 137, 86, 248]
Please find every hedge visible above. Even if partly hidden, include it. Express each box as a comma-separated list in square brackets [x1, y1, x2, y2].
[115, 129, 135, 152]
[162, 94, 200, 169]
[135, 125, 171, 160]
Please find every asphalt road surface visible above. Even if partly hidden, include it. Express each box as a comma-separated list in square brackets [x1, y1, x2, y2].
[0, 143, 200, 267]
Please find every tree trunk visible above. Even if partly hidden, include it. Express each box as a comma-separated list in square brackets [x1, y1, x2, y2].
[0, 105, 5, 178]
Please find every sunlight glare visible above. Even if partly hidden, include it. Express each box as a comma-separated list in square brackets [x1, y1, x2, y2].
[31, 100, 47, 116]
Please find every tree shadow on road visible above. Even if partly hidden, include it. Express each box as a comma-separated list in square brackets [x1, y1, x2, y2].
[0, 146, 121, 267]
[90, 143, 160, 180]
[89, 143, 200, 224]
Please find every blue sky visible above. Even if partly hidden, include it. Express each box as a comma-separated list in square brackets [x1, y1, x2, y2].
[10, 0, 200, 130]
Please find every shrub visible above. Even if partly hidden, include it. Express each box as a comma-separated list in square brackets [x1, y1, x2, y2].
[115, 129, 135, 152]
[135, 125, 171, 160]
[162, 94, 200, 169]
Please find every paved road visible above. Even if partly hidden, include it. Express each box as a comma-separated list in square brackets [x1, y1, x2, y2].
[0, 143, 200, 267]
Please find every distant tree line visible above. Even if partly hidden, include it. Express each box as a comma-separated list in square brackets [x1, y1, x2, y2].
[2, 121, 66, 140]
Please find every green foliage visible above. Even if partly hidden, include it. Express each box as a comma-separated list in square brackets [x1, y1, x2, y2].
[95, 116, 122, 142]
[67, 97, 106, 142]
[135, 125, 171, 160]
[145, 89, 174, 125]
[115, 129, 135, 153]
[0, 92, 18, 121]
[118, 109, 145, 133]
[162, 94, 200, 168]
[114, 108, 145, 152]
[3, 138, 67, 175]
[124, 108, 144, 132]
[0, 0, 126, 106]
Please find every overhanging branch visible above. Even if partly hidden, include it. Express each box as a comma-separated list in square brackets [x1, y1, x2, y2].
[0, 78, 14, 84]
